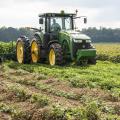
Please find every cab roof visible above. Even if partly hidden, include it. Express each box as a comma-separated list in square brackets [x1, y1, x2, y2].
[39, 13, 76, 17]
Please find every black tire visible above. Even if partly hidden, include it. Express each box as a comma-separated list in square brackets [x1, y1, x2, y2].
[49, 43, 63, 66]
[31, 36, 46, 63]
[16, 36, 31, 64]
[62, 41, 69, 64]
[31, 38, 41, 63]
[0, 57, 2, 63]
[88, 57, 96, 65]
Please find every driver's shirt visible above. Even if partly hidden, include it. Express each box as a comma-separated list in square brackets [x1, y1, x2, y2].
[51, 23, 61, 32]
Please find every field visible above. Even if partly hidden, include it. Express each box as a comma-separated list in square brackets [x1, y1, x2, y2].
[95, 43, 120, 63]
[0, 43, 120, 120]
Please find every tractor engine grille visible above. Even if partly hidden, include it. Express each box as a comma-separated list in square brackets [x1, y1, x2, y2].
[73, 40, 92, 57]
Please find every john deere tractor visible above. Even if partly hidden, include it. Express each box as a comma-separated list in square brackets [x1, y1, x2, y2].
[16, 11, 96, 66]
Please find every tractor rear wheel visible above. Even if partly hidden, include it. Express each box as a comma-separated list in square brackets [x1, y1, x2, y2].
[49, 43, 63, 66]
[16, 37, 31, 64]
[31, 38, 40, 63]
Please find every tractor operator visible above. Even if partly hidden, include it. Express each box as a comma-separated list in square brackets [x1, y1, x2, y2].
[51, 19, 61, 32]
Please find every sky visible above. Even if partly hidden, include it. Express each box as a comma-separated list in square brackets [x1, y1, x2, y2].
[0, 0, 120, 29]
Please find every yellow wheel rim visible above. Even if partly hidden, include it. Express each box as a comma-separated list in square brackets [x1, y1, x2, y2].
[31, 41, 39, 63]
[17, 41, 24, 63]
[49, 48, 55, 66]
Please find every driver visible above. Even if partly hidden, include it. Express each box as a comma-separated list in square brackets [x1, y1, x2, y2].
[51, 19, 61, 32]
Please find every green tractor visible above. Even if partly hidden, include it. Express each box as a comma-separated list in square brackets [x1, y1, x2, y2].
[16, 11, 96, 66]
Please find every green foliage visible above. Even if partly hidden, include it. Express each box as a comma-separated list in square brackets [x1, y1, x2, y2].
[69, 78, 88, 88]
[31, 93, 49, 107]
[0, 103, 13, 113]
[40, 103, 101, 120]
[65, 107, 87, 120]
[6, 61, 120, 93]
[104, 114, 120, 120]
[35, 74, 47, 80]
[86, 101, 100, 120]
[7, 83, 31, 101]
[47, 106, 66, 120]
[95, 43, 120, 63]
[0, 103, 32, 120]
[110, 88, 120, 101]
[12, 111, 32, 120]
[101, 105, 115, 115]
[0, 41, 15, 54]
[35, 82, 78, 100]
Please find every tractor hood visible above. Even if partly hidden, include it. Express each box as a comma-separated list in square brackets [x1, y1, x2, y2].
[60, 30, 91, 40]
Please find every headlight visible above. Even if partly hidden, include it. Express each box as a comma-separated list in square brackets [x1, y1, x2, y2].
[73, 39, 91, 43]
[86, 40, 91, 43]
[73, 39, 82, 43]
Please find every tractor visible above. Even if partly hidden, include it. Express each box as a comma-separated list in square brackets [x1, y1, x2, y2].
[16, 11, 96, 66]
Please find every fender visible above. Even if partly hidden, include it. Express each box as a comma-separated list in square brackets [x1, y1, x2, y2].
[59, 32, 73, 60]
[48, 40, 59, 48]
[34, 32, 42, 43]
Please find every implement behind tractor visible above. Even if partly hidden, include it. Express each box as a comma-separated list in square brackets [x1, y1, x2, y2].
[16, 11, 96, 66]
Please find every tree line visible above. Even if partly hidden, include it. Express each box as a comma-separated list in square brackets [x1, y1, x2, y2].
[82, 27, 120, 43]
[0, 27, 33, 42]
[0, 27, 120, 43]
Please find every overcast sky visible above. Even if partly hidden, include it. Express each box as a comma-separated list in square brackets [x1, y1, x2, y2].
[0, 0, 120, 29]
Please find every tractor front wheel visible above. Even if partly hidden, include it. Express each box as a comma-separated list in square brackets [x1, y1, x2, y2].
[49, 43, 63, 66]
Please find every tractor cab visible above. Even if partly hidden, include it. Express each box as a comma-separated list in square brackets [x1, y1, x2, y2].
[39, 12, 75, 32]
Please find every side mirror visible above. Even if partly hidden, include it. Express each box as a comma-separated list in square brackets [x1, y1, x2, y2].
[39, 18, 43, 24]
[84, 18, 87, 24]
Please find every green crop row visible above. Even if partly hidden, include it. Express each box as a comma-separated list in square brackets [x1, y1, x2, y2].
[0, 42, 120, 63]
[6, 61, 120, 98]
[0, 41, 16, 54]
[1, 101, 119, 120]
[95, 43, 120, 63]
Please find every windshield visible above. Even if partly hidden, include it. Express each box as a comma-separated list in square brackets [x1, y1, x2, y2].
[50, 17, 73, 32]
